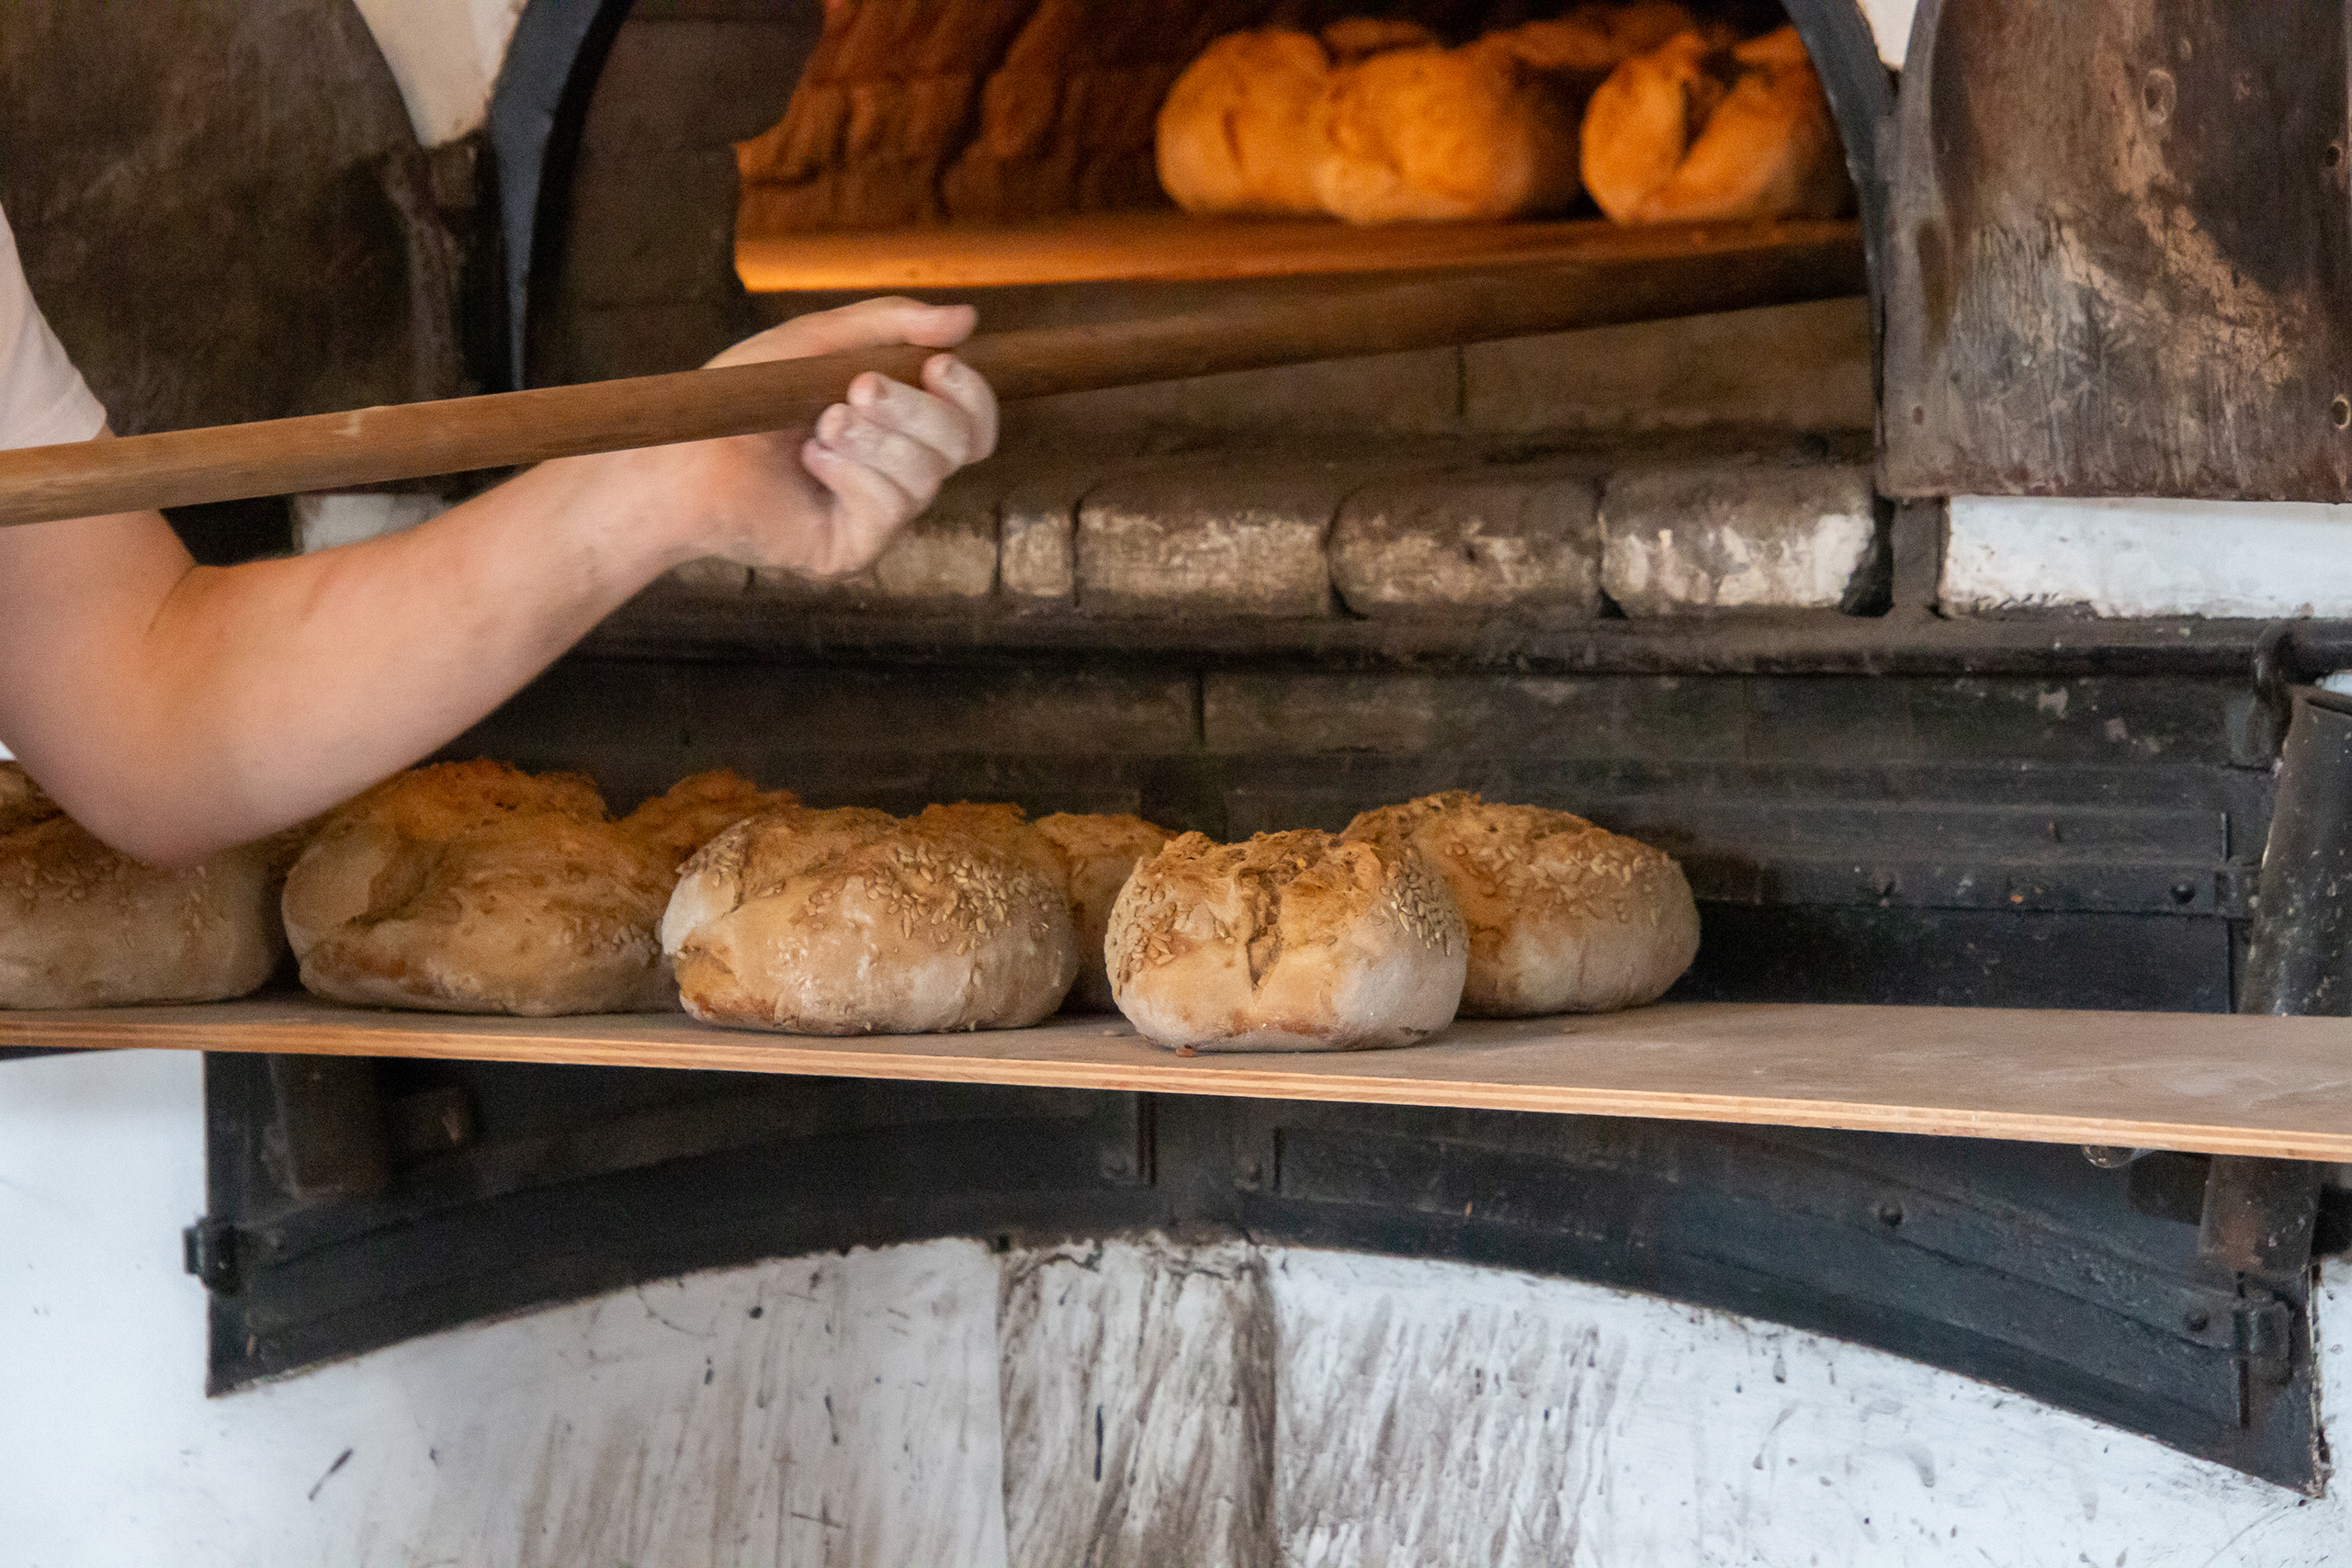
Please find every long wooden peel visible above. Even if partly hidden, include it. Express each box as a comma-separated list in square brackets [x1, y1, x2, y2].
[0, 219, 1862, 530]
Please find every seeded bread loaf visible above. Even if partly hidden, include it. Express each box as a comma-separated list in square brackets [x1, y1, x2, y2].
[1106, 829, 1465, 1052]
[662, 803, 1080, 1033]
[284, 762, 792, 1016]
[1344, 792, 1698, 1015]
[1034, 811, 1174, 1012]
[0, 763, 293, 1009]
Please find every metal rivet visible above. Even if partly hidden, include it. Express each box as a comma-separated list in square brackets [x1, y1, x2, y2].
[2186, 1308, 2211, 1333]
[2170, 880, 2197, 905]
[1875, 1201, 1904, 1227]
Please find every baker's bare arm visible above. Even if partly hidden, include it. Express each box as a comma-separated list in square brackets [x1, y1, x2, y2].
[0, 298, 996, 865]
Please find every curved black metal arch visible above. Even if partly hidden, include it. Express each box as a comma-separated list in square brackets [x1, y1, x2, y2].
[198, 1056, 2328, 1493]
[1781, 0, 1895, 307]
[487, 0, 1897, 390]
[486, 0, 637, 389]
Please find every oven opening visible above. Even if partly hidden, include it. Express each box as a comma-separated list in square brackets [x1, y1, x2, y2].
[17, 6, 2348, 1551]
[729, 0, 1848, 294]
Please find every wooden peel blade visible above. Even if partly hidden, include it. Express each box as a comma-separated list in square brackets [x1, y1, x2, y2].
[0, 219, 1863, 530]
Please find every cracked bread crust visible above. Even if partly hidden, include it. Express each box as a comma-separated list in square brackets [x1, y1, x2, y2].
[0, 763, 288, 1009]
[1034, 812, 1174, 1014]
[1106, 829, 1465, 1053]
[1344, 792, 1698, 1016]
[662, 804, 1079, 1035]
[284, 763, 791, 1016]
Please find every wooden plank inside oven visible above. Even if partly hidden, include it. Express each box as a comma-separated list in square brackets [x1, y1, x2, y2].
[10, 998, 2352, 1161]
[737, 212, 1863, 291]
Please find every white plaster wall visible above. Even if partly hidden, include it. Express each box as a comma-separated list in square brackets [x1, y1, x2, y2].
[6, 1046, 2347, 1565]
[1945, 495, 2352, 618]
[1271, 1250, 2346, 1567]
[351, 0, 527, 148]
[1860, 0, 1917, 67]
[0, 1050, 1008, 1568]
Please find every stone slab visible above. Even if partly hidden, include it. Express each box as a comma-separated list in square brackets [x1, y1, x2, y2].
[1601, 462, 1880, 615]
[1943, 495, 2352, 618]
[1331, 464, 1602, 619]
[999, 467, 1097, 606]
[1077, 458, 1356, 617]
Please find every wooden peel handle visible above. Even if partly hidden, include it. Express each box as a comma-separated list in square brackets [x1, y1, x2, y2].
[0, 220, 1862, 530]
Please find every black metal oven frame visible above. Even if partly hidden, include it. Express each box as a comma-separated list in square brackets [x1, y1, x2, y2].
[2, 0, 2335, 1495]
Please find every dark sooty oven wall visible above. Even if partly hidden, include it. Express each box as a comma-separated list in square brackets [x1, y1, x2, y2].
[454, 650, 2261, 1012]
[189, 0, 2320, 1496]
[193, 642, 2316, 1486]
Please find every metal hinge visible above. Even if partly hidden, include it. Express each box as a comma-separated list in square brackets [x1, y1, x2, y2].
[2235, 1289, 2297, 1398]
[182, 1216, 240, 1295]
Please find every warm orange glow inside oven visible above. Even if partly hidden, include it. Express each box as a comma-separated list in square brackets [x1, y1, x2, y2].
[731, 2, 1851, 294]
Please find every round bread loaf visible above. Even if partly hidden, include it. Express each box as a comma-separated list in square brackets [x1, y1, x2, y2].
[1311, 39, 1587, 224]
[283, 761, 792, 1016]
[1106, 829, 1465, 1052]
[1034, 812, 1174, 1013]
[1157, 29, 1332, 216]
[1581, 26, 1850, 224]
[662, 803, 1080, 1034]
[0, 763, 292, 1009]
[1344, 792, 1698, 1015]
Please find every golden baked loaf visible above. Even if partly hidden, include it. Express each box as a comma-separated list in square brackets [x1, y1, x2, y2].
[1581, 25, 1852, 224]
[1034, 811, 1174, 1013]
[1312, 38, 1588, 223]
[0, 763, 291, 1009]
[1106, 829, 1465, 1052]
[1156, 28, 1332, 216]
[283, 761, 791, 1016]
[1344, 792, 1698, 1016]
[662, 802, 1080, 1034]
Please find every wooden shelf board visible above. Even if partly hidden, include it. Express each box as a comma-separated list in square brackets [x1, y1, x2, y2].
[10, 998, 2352, 1161]
[736, 212, 1865, 292]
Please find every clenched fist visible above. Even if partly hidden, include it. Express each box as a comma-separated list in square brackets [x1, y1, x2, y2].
[679, 298, 999, 579]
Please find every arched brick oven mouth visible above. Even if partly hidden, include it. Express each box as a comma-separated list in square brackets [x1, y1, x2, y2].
[85, 0, 2320, 1503]
[491, 0, 1890, 389]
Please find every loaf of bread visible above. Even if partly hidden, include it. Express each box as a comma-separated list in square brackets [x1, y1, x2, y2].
[283, 761, 792, 1016]
[1344, 792, 1698, 1016]
[1106, 829, 1465, 1052]
[0, 763, 293, 1009]
[1581, 25, 1851, 224]
[1312, 37, 1589, 223]
[1157, 28, 1334, 216]
[662, 802, 1080, 1033]
[1488, 2, 1697, 76]
[1034, 812, 1173, 1013]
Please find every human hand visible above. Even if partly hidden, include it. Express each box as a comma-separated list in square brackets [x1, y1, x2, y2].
[673, 297, 999, 577]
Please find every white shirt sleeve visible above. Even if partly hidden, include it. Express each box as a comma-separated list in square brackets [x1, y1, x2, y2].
[0, 204, 107, 451]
